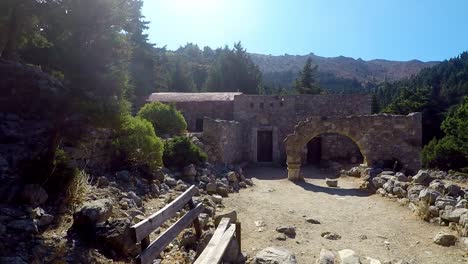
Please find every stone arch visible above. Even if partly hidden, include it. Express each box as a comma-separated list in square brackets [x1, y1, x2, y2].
[284, 114, 422, 181]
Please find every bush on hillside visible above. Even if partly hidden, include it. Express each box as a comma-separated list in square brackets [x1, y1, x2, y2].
[113, 116, 163, 170]
[163, 136, 207, 168]
[422, 96, 468, 171]
[137, 102, 187, 136]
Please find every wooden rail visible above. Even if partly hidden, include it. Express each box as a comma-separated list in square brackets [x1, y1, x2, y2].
[130, 185, 241, 264]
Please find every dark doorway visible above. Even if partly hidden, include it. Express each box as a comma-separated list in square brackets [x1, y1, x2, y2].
[257, 131, 273, 162]
[195, 118, 203, 132]
[307, 137, 322, 164]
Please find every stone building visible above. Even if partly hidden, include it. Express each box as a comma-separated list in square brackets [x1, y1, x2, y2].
[148, 92, 422, 176]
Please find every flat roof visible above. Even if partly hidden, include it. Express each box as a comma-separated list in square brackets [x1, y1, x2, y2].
[147, 92, 242, 102]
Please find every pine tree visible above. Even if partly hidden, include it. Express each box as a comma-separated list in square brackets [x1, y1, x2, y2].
[294, 57, 322, 94]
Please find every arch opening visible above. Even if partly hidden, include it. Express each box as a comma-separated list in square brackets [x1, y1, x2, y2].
[303, 133, 364, 167]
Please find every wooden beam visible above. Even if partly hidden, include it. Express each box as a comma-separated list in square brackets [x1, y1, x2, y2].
[131, 185, 198, 243]
[194, 218, 231, 264]
[188, 199, 202, 238]
[136, 203, 204, 264]
[195, 224, 236, 264]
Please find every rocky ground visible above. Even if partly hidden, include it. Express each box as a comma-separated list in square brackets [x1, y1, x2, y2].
[223, 166, 468, 264]
[0, 162, 253, 263]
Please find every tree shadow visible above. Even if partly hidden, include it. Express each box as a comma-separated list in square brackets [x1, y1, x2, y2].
[295, 181, 372, 197]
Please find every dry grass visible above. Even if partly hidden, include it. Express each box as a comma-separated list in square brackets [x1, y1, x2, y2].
[65, 169, 90, 211]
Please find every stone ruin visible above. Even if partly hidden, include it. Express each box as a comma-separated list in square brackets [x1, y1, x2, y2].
[147, 92, 422, 179]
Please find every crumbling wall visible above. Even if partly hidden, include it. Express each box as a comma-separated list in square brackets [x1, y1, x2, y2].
[201, 118, 243, 164]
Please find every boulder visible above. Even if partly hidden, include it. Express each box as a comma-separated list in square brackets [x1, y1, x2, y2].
[429, 180, 445, 194]
[433, 231, 457, 246]
[347, 167, 361, 177]
[164, 177, 177, 187]
[96, 218, 138, 256]
[412, 170, 429, 184]
[338, 249, 360, 264]
[245, 179, 254, 186]
[395, 172, 408, 182]
[393, 187, 407, 198]
[371, 177, 387, 189]
[96, 176, 109, 188]
[254, 247, 297, 264]
[325, 179, 338, 187]
[441, 208, 468, 222]
[217, 186, 229, 197]
[183, 164, 197, 177]
[227, 172, 238, 182]
[211, 194, 223, 204]
[383, 181, 394, 193]
[73, 198, 113, 226]
[419, 188, 441, 205]
[276, 225, 296, 238]
[206, 183, 217, 194]
[435, 196, 457, 209]
[20, 184, 48, 207]
[38, 214, 54, 227]
[316, 249, 335, 264]
[444, 183, 461, 197]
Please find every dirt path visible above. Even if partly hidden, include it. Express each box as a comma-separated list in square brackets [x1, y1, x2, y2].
[223, 166, 468, 264]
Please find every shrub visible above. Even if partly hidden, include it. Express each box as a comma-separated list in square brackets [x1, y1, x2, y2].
[113, 115, 163, 170]
[137, 102, 187, 136]
[163, 136, 207, 168]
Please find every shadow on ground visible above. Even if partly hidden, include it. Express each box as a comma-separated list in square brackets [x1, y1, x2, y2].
[246, 165, 371, 197]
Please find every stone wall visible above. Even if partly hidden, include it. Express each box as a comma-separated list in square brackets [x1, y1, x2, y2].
[285, 113, 423, 181]
[320, 133, 363, 163]
[201, 118, 243, 164]
[168, 101, 234, 132]
[232, 94, 372, 163]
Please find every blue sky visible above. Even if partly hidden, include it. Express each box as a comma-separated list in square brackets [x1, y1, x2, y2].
[142, 0, 468, 61]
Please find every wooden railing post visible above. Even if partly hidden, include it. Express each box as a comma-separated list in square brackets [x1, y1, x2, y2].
[189, 199, 202, 238]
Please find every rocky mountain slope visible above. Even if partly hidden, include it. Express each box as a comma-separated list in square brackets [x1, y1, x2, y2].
[250, 53, 439, 85]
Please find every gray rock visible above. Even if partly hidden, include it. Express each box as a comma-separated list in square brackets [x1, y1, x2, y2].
[306, 218, 321, 224]
[419, 188, 441, 205]
[183, 164, 197, 177]
[96, 218, 138, 256]
[217, 186, 229, 197]
[338, 249, 360, 264]
[395, 172, 408, 182]
[393, 187, 407, 198]
[38, 214, 54, 227]
[383, 181, 394, 193]
[211, 194, 223, 204]
[276, 234, 287, 240]
[441, 208, 468, 222]
[445, 183, 461, 197]
[8, 219, 38, 233]
[254, 247, 297, 264]
[456, 199, 467, 209]
[433, 231, 457, 246]
[412, 170, 429, 184]
[316, 249, 335, 264]
[276, 225, 296, 238]
[206, 183, 217, 194]
[227, 171, 238, 182]
[371, 177, 387, 189]
[429, 180, 445, 193]
[30, 207, 45, 219]
[435, 196, 457, 209]
[200, 175, 211, 183]
[20, 184, 48, 207]
[325, 179, 338, 187]
[115, 170, 131, 182]
[150, 184, 160, 197]
[245, 179, 254, 186]
[127, 191, 142, 207]
[407, 185, 426, 202]
[321, 232, 341, 240]
[73, 198, 113, 226]
[164, 177, 177, 187]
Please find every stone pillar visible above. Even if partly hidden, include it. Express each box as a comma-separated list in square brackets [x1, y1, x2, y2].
[287, 163, 303, 181]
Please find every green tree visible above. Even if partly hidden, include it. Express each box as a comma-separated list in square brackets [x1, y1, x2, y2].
[137, 102, 187, 135]
[422, 96, 468, 170]
[294, 57, 322, 94]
